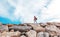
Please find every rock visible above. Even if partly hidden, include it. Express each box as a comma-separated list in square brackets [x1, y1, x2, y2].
[1, 31, 10, 37]
[9, 26, 32, 32]
[45, 24, 60, 36]
[37, 32, 49, 37]
[54, 22, 60, 26]
[2, 30, 7, 36]
[46, 22, 60, 26]
[49, 31, 57, 37]
[10, 31, 21, 37]
[1, 31, 21, 37]
[45, 25, 58, 32]
[20, 35, 26, 37]
[44, 32, 49, 37]
[26, 30, 37, 37]
[29, 24, 45, 32]
[54, 36, 58, 37]
[15, 31, 21, 36]
[46, 22, 54, 25]
[37, 32, 44, 37]
[0, 32, 2, 37]
[39, 23, 47, 27]
[0, 25, 8, 32]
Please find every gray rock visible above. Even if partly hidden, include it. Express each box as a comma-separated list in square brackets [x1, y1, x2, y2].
[37, 32, 49, 37]
[29, 24, 45, 32]
[37, 32, 44, 37]
[26, 30, 37, 37]
[9, 26, 32, 32]
[0, 25, 8, 32]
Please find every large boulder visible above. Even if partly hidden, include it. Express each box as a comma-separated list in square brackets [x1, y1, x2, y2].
[37, 32, 49, 37]
[45, 25, 57, 32]
[45, 24, 60, 36]
[0, 25, 8, 32]
[29, 24, 45, 32]
[1, 31, 21, 37]
[10, 31, 21, 37]
[37, 32, 44, 37]
[9, 25, 32, 32]
[54, 22, 60, 26]
[1, 31, 11, 37]
[26, 30, 37, 37]
[49, 31, 57, 37]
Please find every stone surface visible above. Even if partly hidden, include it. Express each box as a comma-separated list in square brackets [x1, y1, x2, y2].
[0, 23, 60, 37]
[9, 26, 32, 32]
[37, 32, 49, 37]
[37, 32, 44, 37]
[26, 30, 37, 37]
[0, 25, 8, 32]
[45, 24, 60, 36]
[29, 24, 45, 32]
[45, 25, 58, 32]
[1, 31, 21, 37]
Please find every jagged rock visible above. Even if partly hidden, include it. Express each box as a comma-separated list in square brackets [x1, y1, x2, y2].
[26, 30, 37, 37]
[37, 32, 49, 37]
[9, 26, 32, 32]
[20, 35, 26, 37]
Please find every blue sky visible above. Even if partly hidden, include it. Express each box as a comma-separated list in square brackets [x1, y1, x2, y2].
[0, 0, 60, 24]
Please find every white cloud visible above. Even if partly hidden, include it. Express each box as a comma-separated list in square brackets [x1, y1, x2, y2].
[1, 0, 60, 23]
[45, 0, 60, 22]
[14, 0, 52, 23]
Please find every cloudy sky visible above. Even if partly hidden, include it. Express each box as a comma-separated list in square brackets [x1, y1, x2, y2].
[0, 0, 60, 24]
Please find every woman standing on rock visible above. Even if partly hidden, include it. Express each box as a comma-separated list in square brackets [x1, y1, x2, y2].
[34, 16, 37, 24]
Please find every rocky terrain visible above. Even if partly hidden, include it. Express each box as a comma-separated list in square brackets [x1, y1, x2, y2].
[0, 22, 60, 37]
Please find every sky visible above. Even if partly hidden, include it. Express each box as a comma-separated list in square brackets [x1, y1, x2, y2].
[0, 0, 60, 24]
